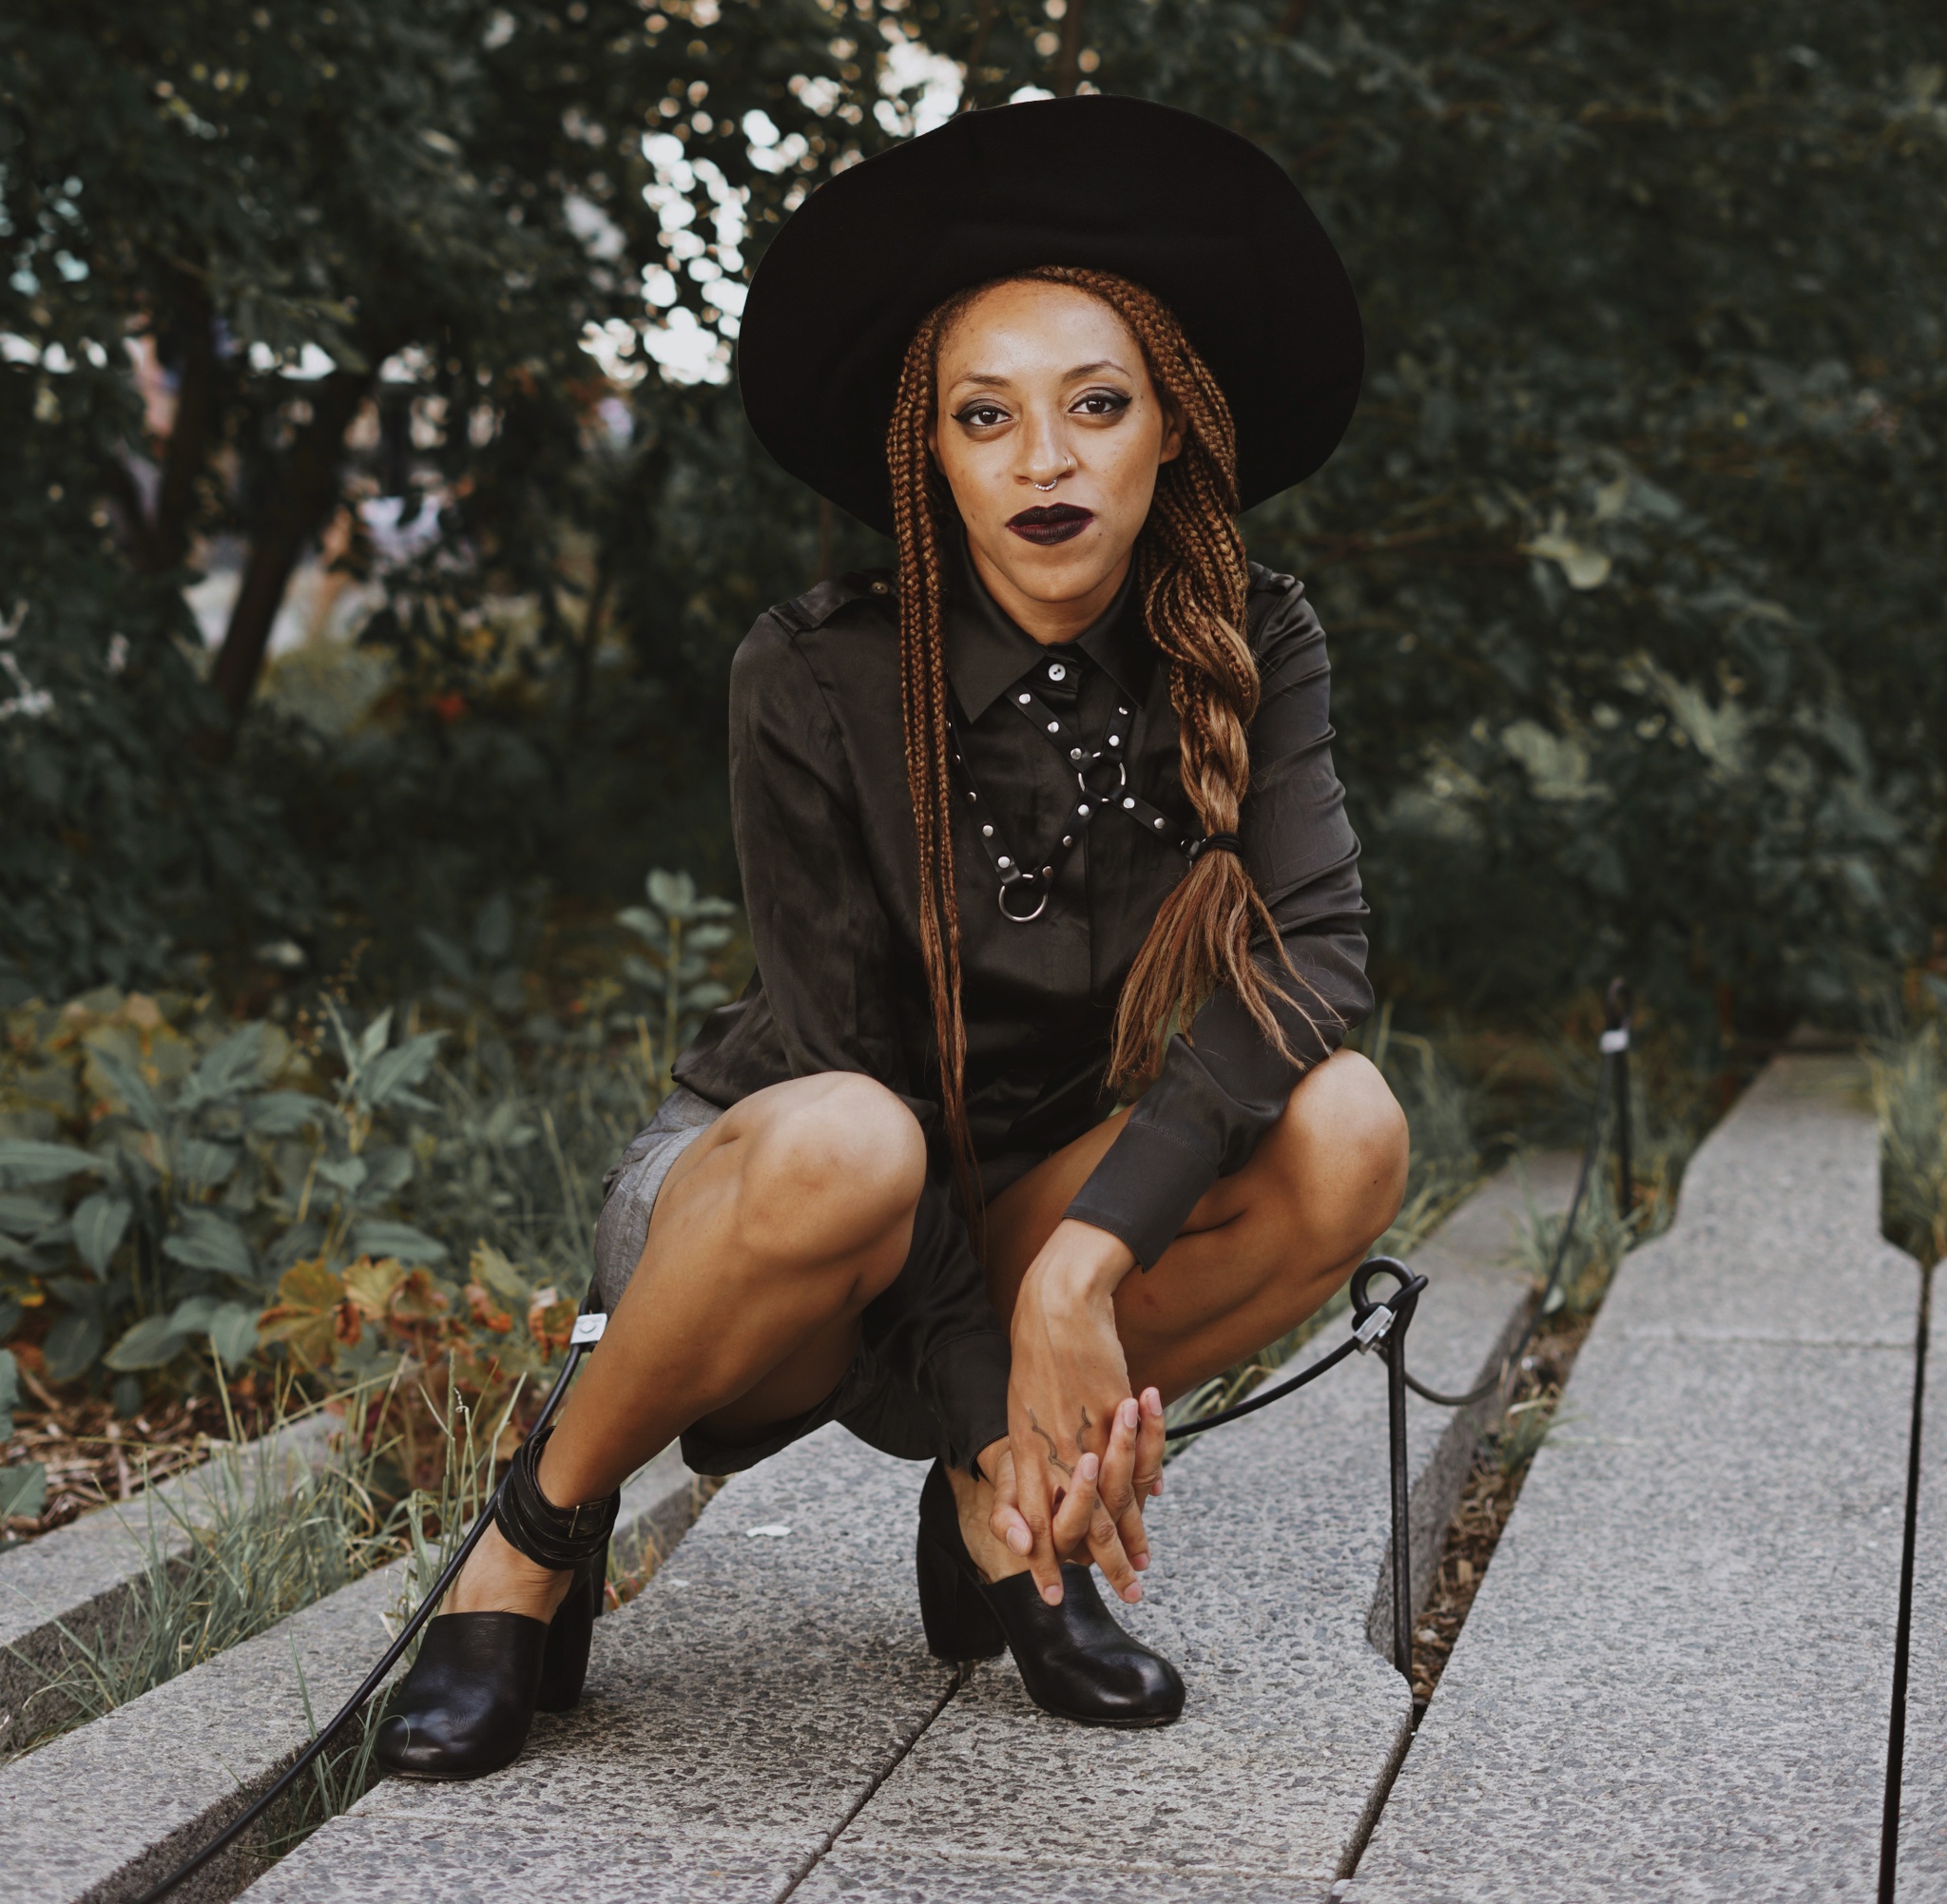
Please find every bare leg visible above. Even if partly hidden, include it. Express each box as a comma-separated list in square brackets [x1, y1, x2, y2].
[948, 1049, 1410, 1581]
[449, 1072, 925, 1618]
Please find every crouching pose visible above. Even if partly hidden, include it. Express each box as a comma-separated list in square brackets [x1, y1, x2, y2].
[378, 93, 1406, 1777]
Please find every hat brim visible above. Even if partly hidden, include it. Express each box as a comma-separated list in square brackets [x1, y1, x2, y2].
[738, 94, 1363, 539]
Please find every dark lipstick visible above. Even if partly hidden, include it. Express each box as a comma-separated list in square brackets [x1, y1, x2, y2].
[1006, 503, 1095, 547]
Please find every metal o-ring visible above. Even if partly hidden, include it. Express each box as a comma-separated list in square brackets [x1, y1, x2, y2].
[998, 879, 1049, 923]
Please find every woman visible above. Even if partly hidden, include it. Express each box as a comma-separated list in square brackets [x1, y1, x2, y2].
[377, 94, 1407, 1779]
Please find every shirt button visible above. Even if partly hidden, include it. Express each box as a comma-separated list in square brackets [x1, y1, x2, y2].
[1048, 663, 1067, 682]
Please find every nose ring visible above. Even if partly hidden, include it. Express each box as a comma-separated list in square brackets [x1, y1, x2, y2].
[1031, 456, 1075, 493]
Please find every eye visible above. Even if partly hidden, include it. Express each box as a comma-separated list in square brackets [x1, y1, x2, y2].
[1072, 389, 1132, 417]
[953, 402, 1011, 430]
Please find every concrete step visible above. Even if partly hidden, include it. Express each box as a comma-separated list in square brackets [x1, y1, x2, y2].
[1345, 1055, 1919, 1904]
[239, 1156, 1570, 1904]
[0, 1447, 702, 1904]
[1897, 1278, 1941, 1900]
[0, 1414, 332, 1748]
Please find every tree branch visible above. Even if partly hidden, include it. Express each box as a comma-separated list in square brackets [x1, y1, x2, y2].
[1055, 0, 1087, 95]
[206, 370, 373, 733]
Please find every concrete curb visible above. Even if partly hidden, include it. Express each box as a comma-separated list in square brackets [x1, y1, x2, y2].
[1897, 1268, 1941, 1900]
[0, 1443, 703, 1904]
[0, 1415, 333, 1746]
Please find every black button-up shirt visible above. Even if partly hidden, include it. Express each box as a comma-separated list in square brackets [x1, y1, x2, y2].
[674, 540, 1371, 1469]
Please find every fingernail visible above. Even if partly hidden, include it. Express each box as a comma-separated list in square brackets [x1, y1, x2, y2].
[1124, 1582, 1144, 1603]
[1120, 1397, 1140, 1431]
[1079, 1452, 1100, 1481]
[1043, 1583, 1064, 1606]
[1151, 1476, 1165, 1496]
[1132, 1552, 1149, 1570]
[1143, 1387, 1163, 1415]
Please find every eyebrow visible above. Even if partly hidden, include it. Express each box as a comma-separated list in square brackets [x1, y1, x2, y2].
[949, 358, 1134, 391]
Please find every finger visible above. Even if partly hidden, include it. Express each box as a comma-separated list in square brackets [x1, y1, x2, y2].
[1134, 1385, 1166, 1500]
[1102, 1396, 1151, 1575]
[1084, 1399, 1144, 1599]
[986, 1449, 1033, 1558]
[1009, 1420, 1068, 1605]
[1049, 1450, 1101, 1565]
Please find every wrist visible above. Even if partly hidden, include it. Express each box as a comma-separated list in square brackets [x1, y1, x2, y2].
[1024, 1219, 1136, 1306]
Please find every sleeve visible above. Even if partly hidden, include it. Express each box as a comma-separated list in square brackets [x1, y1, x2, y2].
[1062, 579, 1374, 1269]
[709, 614, 1011, 1468]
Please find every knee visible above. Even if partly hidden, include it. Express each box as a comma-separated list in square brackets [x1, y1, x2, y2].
[1272, 1050, 1411, 1244]
[736, 1074, 925, 1266]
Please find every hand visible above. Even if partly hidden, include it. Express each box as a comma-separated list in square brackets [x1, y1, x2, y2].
[999, 1220, 1166, 1606]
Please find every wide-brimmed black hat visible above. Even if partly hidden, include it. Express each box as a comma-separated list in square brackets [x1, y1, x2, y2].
[738, 94, 1362, 538]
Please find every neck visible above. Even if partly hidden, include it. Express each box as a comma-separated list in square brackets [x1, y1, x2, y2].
[964, 540, 1131, 648]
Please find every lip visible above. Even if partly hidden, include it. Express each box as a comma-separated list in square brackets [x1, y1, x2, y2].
[1006, 503, 1095, 547]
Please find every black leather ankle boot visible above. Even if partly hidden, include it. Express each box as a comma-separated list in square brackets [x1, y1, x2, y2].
[915, 1459, 1184, 1727]
[376, 1428, 619, 1779]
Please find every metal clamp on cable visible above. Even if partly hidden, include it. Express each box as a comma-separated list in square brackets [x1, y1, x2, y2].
[570, 1312, 607, 1346]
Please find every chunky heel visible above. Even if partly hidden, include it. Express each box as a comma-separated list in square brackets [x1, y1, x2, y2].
[536, 1539, 607, 1713]
[914, 1458, 1185, 1727]
[916, 1523, 1006, 1662]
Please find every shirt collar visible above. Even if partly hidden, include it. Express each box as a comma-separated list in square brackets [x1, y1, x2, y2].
[942, 530, 1152, 721]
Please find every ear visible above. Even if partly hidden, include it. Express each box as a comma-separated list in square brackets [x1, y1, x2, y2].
[1157, 394, 1186, 467]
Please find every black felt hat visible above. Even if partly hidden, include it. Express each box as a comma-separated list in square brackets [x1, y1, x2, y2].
[738, 94, 1362, 538]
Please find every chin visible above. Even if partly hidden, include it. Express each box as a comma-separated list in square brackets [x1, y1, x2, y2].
[990, 529, 1128, 605]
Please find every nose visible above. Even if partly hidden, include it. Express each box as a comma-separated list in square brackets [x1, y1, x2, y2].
[1019, 409, 1070, 490]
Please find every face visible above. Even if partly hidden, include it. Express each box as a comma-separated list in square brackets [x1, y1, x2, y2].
[930, 279, 1183, 642]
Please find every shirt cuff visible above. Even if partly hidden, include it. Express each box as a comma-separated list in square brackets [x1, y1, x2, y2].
[921, 1326, 1012, 1475]
[1063, 1120, 1220, 1271]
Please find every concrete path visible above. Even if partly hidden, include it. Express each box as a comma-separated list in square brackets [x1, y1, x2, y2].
[1898, 1279, 1941, 1900]
[238, 1159, 1565, 1904]
[1345, 1056, 1919, 1903]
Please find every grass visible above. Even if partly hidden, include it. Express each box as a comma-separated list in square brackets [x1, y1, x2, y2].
[1, 1363, 517, 1771]
[1869, 1014, 1947, 1269]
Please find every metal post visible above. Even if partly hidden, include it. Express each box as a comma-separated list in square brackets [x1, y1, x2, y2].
[1605, 977, 1634, 1221]
[1384, 1318, 1413, 1679]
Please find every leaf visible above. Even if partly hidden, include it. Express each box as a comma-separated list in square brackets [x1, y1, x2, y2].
[242, 1091, 323, 1136]
[620, 954, 666, 992]
[178, 1024, 272, 1111]
[316, 1156, 369, 1196]
[351, 1219, 449, 1264]
[469, 1240, 529, 1304]
[258, 1259, 348, 1372]
[472, 890, 514, 962]
[88, 1047, 165, 1133]
[357, 1010, 395, 1068]
[646, 868, 698, 916]
[416, 927, 475, 985]
[167, 1294, 222, 1335]
[71, 1192, 133, 1276]
[0, 1193, 62, 1236]
[0, 1141, 105, 1188]
[206, 1301, 260, 1367]
[42, 1311, 102, 1382]
[176, 1139, 239, 1190]
[0, 1461, 47, 1524]
[1521, 531, 1612, 591]
[362, 1030, 447, 1111]
[104, 1314, 188, 1372]
[685, 924, 734, 952]
[0, 1348, 18, 1439]
[617, 905, 664, 946]
[683, 982, 732, 1011]
[162, 1209, 256, 1281]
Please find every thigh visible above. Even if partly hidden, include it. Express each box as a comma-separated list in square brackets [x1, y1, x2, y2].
[984, 1050, 1407, 1399]
[629, 1077, 899, 1444]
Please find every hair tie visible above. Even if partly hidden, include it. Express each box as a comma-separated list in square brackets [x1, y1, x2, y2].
[1187, 832, 1241, 865]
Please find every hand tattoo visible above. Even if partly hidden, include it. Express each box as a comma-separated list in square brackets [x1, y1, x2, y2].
[1027, 1408, 1073, 1477]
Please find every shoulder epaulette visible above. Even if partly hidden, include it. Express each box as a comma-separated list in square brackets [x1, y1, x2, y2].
[766, 567, 896, 637]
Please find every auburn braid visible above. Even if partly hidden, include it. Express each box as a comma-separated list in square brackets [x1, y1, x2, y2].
[885, 269, 1326, 1214]
[886, 293, 983, 1222]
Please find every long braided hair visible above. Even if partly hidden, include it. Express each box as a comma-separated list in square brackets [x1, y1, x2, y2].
[886, 266, 1319, 1218]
